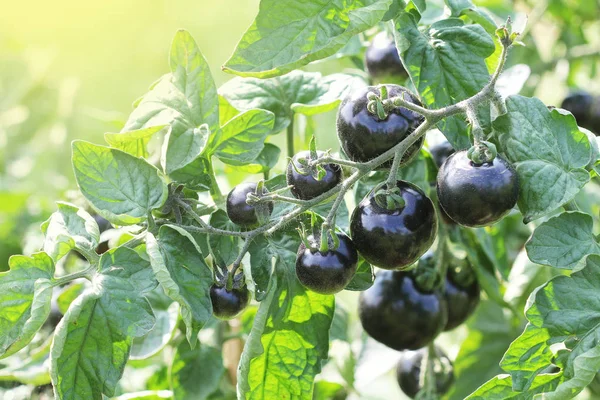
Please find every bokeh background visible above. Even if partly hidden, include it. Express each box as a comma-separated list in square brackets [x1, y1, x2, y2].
[1, 0, 599, 398]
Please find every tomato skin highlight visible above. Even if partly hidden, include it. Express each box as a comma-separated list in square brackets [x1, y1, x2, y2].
[210, 284, 250, 320]
[437, 151, 519, 227]
[226, 182, 273, 228]
[396, 346, 454, 398]
[364, 32, 408, 81]
[358, 269, 448, 351]
[336, 84, 425, 167]
[286, 150, 342, 200]
[350, 180, 437, 270]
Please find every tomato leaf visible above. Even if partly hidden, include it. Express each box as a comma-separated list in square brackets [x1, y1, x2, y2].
[526, 212, 600, 270]
[0, 252, 54, 359]
[493, 96, 591, 223]
[145, 225, 213, 348]
[223, 0, 393, 78]
[72, 141, 168, 225]
[122, 30, 218, 178]
[104, 125, 168, 159]
[170, 340, 224, 400]
[494, 255, 600, 398]
[50, 247, 156, 400]
[41, 202, 100, 262]
[219, 71, 365, 134]
[393, 14, 495, 149]
[210, 109, 275, 166]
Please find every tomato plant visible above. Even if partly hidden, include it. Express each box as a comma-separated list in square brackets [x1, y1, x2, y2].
[1, 0, 600, 399]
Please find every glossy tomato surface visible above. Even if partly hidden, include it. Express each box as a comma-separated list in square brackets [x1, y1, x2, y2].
[210, 284, 250, 320]
[365, 32, 407, 80]
[444, 263, 480, 331]
[351, 180, 437, 270]
[358, 270, 447, 350]
[437, 151, 518, 227]
[226, 182, 273, 228]
[286, 150, 342, 200]
[296, 232, 358, 294]
[396, 346, 454, 398]
[337, 85, 425, 166]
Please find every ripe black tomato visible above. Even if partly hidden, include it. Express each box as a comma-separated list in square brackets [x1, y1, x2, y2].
[210, 284, 250, 320]
[286, 150, 342, 200]
[396, 346, 454, 399]
[364, 32, 408, 81]
[336, 84, 424, 167]
[444, 261, 480, 331]
[295, 232, 358, 295]
[358, 269, 447, 350]
[350, 180, 437, 270]
[561, 92, 600, 133]
[437, 151, 518, 227]
[429, 137, 455, 168]
[226, 182, 273, 228]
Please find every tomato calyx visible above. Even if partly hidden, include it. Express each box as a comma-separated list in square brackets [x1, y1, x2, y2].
[413, 252, 443, 292]
[288, 137, 329, 182]
[296, 213, 340, 253]
[373, 183, 406, 211]
[467, 140, 498, 165]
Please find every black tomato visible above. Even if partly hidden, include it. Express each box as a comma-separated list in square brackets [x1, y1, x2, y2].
[561, 92, 600, 133]
[337, 84, 425, 166]
[396, 346, 454, 399]
[444, 261, 480, 331]
[429, 137, 455, 168]
[437, 151, 519, 227]
[364, 32, 408, 81]
[295, 232, 358, 295]
[210, 284, 250, 320]
[350, 180, 437, 270]
[286, 151, 342, 200]
[358, 270, 447, 350]
[226, 183, 273, 228]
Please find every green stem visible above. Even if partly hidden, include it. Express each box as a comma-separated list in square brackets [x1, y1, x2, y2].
[207, 158, 224, 204]
[385, 147, 404, 188]
[422, 342, 438, 398]
[287, 116, 295, 158]
[563, 200, 580, 212]
[53, 265, 96, 286]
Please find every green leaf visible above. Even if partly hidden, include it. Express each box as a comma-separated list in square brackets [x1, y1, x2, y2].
[0, 338, 51, 386]
[223, 0, 393, 78]
[344, 258, 374, 291]
[167, 157, 212, 192]
[50, 246, 156, 400]
[56, 283, 85, 314]
[237, 228, 335, 399]
[131, 302, 179, 360]
[466, 373, 562, 399]
[444, 0, 498, 33]
[122, 30, 218, 175]
[208, 210, 242, 268]
[0, 252, 54, 359]
[393, 14, 495, 149]
[233, 143, 281, 175]
[72, 141, 168, 225]
[145, 225, 213, 347]
[104, 125, 167, 158]
[449, 301, 519, 400]
[41, 202, 100, 262]
[248, 236, 275, 302]
[220, 71, 365, 134]
[313, 381, 346, 400]
[498, 255, 600, 398]
[211, 109, 275, 165]
[493, 96, 592, 222]
[170, 340, 224, 400]
[525, 212, 600, 270]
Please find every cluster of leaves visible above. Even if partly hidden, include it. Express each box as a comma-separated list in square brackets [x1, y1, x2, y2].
[1, 0, 600, 399]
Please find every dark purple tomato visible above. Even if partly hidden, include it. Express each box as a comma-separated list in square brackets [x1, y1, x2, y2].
[210, 284, 250, 320]
[286, 151, 342, 200]
[226, 183, 273, 228]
